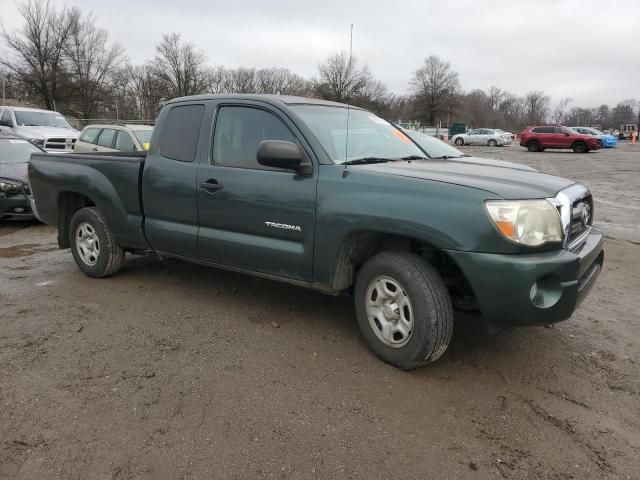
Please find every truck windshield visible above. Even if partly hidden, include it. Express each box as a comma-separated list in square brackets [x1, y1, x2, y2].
[14, 111, 73, 129]
[404, 130, 465, 158]
[291, 105, 424, 164]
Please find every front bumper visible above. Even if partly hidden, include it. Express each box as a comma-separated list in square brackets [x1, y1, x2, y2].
[446, 228, 604, 326]
[0, 193, 34, 218]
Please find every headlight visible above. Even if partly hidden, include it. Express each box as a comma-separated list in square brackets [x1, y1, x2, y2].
[0, 178, 24, 194]
[485, 199, 563, 246]
[28, 138, 45, 148]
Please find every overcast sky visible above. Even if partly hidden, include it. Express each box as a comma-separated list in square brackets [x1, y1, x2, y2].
[1, 0, 637, 107]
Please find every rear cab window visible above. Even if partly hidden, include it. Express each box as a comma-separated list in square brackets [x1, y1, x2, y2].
[158, 104, 205, 162]
[97, 129, 116, 148]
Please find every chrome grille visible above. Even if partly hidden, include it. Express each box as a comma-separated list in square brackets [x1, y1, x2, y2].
[568, 195, 593, 245]
[552, 184, 593, 249]
[44, 137, 76, 150]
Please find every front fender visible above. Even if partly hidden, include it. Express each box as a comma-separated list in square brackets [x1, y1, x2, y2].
[313, 166, 501, 287]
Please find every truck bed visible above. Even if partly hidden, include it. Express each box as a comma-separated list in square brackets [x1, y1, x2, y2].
[28, 151, 149, 250]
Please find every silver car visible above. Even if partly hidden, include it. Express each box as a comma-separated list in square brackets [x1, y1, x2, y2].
[74, 124, 153, 153]
[451, 128, 512, 147]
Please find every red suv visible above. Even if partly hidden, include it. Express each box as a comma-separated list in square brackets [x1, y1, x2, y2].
[519, 126, 601, 153]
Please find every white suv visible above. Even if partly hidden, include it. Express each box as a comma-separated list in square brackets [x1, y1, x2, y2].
[0, 106, 79, 152]
[74, 124, 153, 153]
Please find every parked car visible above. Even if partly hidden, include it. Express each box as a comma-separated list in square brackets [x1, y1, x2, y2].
[519, 126, 601, 153]
[29, 94, 604, 370]
[571, 127, 617, 148]
[494, 128, 515, 140]
[74, 124, 153, 153]
[0, 131, 44, 219]
[404, 129, 535, 171]
[0, 106, 79, 152]
[451, 128, 512, 146]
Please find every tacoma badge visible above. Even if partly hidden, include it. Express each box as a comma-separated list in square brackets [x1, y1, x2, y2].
[265, 221, 302, 232]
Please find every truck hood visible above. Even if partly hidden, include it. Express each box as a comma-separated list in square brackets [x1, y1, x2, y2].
[14, 126, 79, 139]
[358, 158, 574, 199]
[447, 156, 536, 172]
[0, 162, 28, 184]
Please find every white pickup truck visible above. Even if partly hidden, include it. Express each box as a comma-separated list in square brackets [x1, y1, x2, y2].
[0, 106, 79, 153]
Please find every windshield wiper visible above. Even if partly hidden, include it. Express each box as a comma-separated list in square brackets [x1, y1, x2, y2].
[431, 155, 465, 160]
[341, 157, 395, 165]
[400, 155, 428, 160]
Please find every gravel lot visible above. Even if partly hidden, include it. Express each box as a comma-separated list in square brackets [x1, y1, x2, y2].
[1, 142, 639, 479]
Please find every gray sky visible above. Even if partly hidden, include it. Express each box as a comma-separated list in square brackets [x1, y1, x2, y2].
[1, 0, 637, 107]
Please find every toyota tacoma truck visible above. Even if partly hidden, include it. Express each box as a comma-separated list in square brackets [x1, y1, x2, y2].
[28, 94, 604, 370]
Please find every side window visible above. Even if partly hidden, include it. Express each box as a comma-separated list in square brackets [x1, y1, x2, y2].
[212, 106, 296, 169]
[80, 128, 101, 144]
[0, 109, 13, 126]
[115, 131, 136, 152]
[97, 129, 116, 148]
[158, 104, 205, 162]
[554, 127, 565, 134]
[533, 127, 553, 134]
[468, 129, 478, 135]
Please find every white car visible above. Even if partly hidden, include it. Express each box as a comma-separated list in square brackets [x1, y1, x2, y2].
[74, 124, 153, 153]
[0, 106, 79, 152]
[451, 128, 512, 147]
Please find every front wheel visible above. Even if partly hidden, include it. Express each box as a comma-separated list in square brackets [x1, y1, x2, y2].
[354, 251, 454, 370]
[572, 141, 588, 153]
[488, 139, 497, 147]
[454, 138, 464, 146]
[70, 207, 125, 278]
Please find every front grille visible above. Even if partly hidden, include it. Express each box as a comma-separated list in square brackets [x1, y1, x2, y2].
[44, 137, 76, 150]
[568, 195, 593, 245]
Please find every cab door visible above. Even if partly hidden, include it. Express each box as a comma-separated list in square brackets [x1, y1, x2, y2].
[196, 103, 318, 282]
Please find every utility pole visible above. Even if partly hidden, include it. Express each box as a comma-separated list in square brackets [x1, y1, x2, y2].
[1, 74, 5, 103]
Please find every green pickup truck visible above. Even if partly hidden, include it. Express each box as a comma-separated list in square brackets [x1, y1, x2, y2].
[28, 94, 604, 369]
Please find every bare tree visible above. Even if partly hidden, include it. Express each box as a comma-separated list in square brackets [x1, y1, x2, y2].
[255, 67, 309, 96]
[314, 51, 373, 103]
[1, 0, 79, 110]
[523, 90, 550, 125]
[551, 97, 572, 125]
[64, 13, 124, 117]
[149, 33, 207, 99]
[410, 55, 460, 125]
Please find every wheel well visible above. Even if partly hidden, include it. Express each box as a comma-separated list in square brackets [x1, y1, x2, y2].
[57, 192, 95, 248]
[331, 232, 478, 312]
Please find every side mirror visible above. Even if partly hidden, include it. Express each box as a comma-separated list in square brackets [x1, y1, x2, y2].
[257, 140, 311, 174]
[565, 132, 570, 136]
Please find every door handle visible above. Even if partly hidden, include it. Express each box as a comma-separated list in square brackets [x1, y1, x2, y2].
[92, 147, 98, 152]
[200, 179, 223, 193]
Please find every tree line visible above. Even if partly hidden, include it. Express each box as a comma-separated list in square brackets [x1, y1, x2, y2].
[1, 0, 638, 132]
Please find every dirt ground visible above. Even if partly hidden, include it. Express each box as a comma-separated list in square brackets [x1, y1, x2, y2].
[1, 142, 639, 479]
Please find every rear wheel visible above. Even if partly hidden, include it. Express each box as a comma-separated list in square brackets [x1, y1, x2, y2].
[572, 141, 588, 153]
[454, 138, 464, 146]
[354, 251, 454, 370]
[70, 207, 124, 278]
[526, 140, 540, 152]
[488, 139, 497, 147]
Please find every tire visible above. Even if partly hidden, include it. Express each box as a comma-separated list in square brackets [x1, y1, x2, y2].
[454, 138, 464, 146]
[488, 139, 497, 147]
[526, 140, 540, 152]
[69, 207, 124, 278]
[572, 141, 587, 153]
[354, 251, 454, 370]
